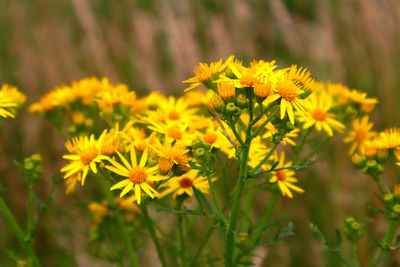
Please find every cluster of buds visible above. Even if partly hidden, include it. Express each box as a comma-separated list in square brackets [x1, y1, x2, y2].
[23, 154, 43, 183]
[192, 138, 213, 165]
[343, 217, 370, 244]
[382, 186, 400, 219]
[351, 156, 384, 177]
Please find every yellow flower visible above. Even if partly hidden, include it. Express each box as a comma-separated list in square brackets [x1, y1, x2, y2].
[374, 128, 400, 150]
[95, 83, 136, 114]
[344, 89, 378, 112]
[287, 65, 318, 92]
[267, 77, 307, 124]
[61, 135, 108, 186]
[343, 116, 376, 155]
[299, 93, 345, 136]
[159, 169, 214, 199]
[182, 55, 234, 91]
[106, 146, 168, 204]
[269, 151, 304, 198]
[0, 84, 26, 118]
[217, 81, 236, 99]
[150, 138, 189, 172]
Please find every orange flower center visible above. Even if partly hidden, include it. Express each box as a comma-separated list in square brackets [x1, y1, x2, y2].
[240, 74, 259, 87]
[311, 108, 326, 121]
[167, 126, 183, 140]
[158, 159, 174, 172]
[277, 84, 298, 101]
[179, 177, 193, 188]
[128, 167, 147, 183]
[203, 132, 218, 144]
[356, 128, 368, 142]
[80, 147, 98, 165]
[168, 110, 180, 120]
[275, 170, 286, 181]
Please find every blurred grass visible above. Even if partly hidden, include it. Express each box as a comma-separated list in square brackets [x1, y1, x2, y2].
[1, 0, 400, 266]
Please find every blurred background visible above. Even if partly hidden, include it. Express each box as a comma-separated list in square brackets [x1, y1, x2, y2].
[1, 0, 400, 266]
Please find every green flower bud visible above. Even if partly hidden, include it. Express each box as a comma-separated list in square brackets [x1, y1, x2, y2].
[195, 148, 206, 158]
[384, 193, 394, 204]
[235, 93, 248, 109]
[393, 204, 400, 214]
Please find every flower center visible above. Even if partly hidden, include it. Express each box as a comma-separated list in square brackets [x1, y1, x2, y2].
[240, 74, 259, 87]
[158, 159, 173, 173]
[128, 167, 147, 183]
[356, 128, 368, 142]
[168, 110, 180, 120]
[277, 83, 298, 101]
[275, 170, 286, 181]
[311, 108, 326, 121]
[167, 126, 183, 140]
[179, 177, 193, 188]
[80, 147, 98, 165]
[203, 132, 218, 144]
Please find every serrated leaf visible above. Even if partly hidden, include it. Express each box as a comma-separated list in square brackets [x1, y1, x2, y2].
[192, 186, 217, 218]
[309, 223, 326, 244]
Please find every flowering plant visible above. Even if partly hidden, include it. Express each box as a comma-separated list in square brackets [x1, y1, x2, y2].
[1, 56, 399, 266]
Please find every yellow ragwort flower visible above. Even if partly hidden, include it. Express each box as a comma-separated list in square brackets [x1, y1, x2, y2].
[343, 116, 375, 155]
[299, 93, 345, 136]
[159, 169, 214, 199]
[269, 151, 304, 198]
[61, 135, 109, 186]
[268, 77, 307, 124]
[0, 84, 26, 118]
[107, 146, 168, 204]
[182, 55, 234, 91]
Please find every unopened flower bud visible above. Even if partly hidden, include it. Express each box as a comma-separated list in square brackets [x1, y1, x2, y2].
[384, 193, 394, 204]
[235, 93, 248, 109]
[209, 91, 225, 113]
[392, 204, 400, 214]
[351, 154, 365, 168]
[195, 148, 206, 158]
[254, 82, 273, 99]
[217, 81, 236, 100]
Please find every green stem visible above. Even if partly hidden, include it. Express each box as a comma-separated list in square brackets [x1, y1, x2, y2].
[298, 136, 331, 165]
[368, 219, 399, 267]
[178, 214, 185, 267]
[249, 192, 279, 249]
[352, 243, 359, 267]
[240, 180, 255, 233]
[27, 185, 34, 235]
[0, 196, 41, 266]
[292, 127, 312, 164]
[142, 205, 168, 267]
[102, 180, 139, 267]
[249, 143, 279, 177]
[225, 139, 251, 267]
[251, 109, 278, 139]
[371, 174, 387, 195]
[206, 167, 227, 227]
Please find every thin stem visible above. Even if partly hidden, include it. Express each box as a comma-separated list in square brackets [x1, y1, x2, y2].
[227, 117, 244, 147]
[206, 166, 227, 227]
[368, 219, 399, 267]
[27, 185, 34, 235]
[251, 109, 278, 138]
[142, 205, 168, 267]
[249, 143, 279, 177]
[189, 226, 215, 267]
[178, 214, 186, 267]
[248, 192, 279, 250]
[292, 127, 312, 164]
[298, 136, 331, 165]
[371, 174, 388, 195]
[0, 196, 41, 266]
[102, 179, 139, 267]
[240, 180, 255, 233]
[225, 145, 250, 267]
[352, 243, 359, 267]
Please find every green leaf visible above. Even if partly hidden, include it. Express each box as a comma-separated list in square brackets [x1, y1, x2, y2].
[192, 185, 218, 218]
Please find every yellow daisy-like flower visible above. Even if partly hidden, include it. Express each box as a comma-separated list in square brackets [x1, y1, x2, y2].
[343, 116, 376, 155]
[0, 84, 26, 118]
[287, 65, 318, 92]
[61, 135, 108, 186]
[267, 77, 307, 125]
[299, 93, 345, 136]
[269, 151, 304, 198]
[106, 146, 168, 204]
[374, 128, 400, 150]
[182, 55, 234, 92]
[344, 89, 378, 113]
[159, 169, 214, 199]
